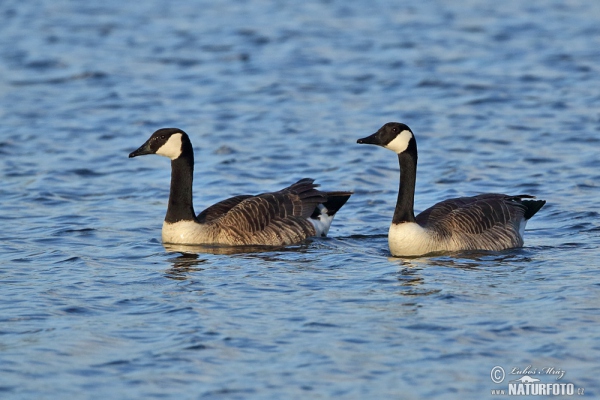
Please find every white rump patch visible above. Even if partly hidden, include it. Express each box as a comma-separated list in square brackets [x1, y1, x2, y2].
[156, 133, 183, 160]
[518, 217, 527, 239]
[385, 130, 413, 154]
[309, 205, 335, 237]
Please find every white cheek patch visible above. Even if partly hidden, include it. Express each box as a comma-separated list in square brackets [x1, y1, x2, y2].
[385, 130, 413, 154]
[156, 133, 183, 160]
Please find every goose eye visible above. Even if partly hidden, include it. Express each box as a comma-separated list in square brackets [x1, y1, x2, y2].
[392, 127, 398, 134]
[160, 135, 166, 140]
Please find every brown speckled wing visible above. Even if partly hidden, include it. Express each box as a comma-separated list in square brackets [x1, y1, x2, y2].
[416, 194, 529, 250]
[206, 179, 327, 246]
[196, 195, 253, 223]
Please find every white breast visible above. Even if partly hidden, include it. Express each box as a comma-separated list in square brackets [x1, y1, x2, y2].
[388, 222, 438, 256]
[162, 220, 210, 244]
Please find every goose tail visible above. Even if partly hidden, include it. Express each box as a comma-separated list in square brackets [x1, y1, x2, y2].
[521, 198, 546, 220]
[309, 191, 353, 237]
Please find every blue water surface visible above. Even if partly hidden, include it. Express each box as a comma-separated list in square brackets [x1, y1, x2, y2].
[1, 0, 599, 398]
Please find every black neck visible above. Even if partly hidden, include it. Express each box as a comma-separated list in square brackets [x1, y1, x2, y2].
[165, 151, 197, 223]
[392, 147, 417, 224]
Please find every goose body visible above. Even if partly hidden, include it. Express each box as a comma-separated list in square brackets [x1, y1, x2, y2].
[358, 122, 545, 257]
[130, 128, 352, 247]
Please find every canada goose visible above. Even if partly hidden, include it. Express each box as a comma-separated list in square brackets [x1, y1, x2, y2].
[129, 128, 352, 246]
[357, 122, 546, 256]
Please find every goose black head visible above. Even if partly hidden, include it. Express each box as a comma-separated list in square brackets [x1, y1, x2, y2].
[357, 122, 416, 154]
[129, 128, 190, 160]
